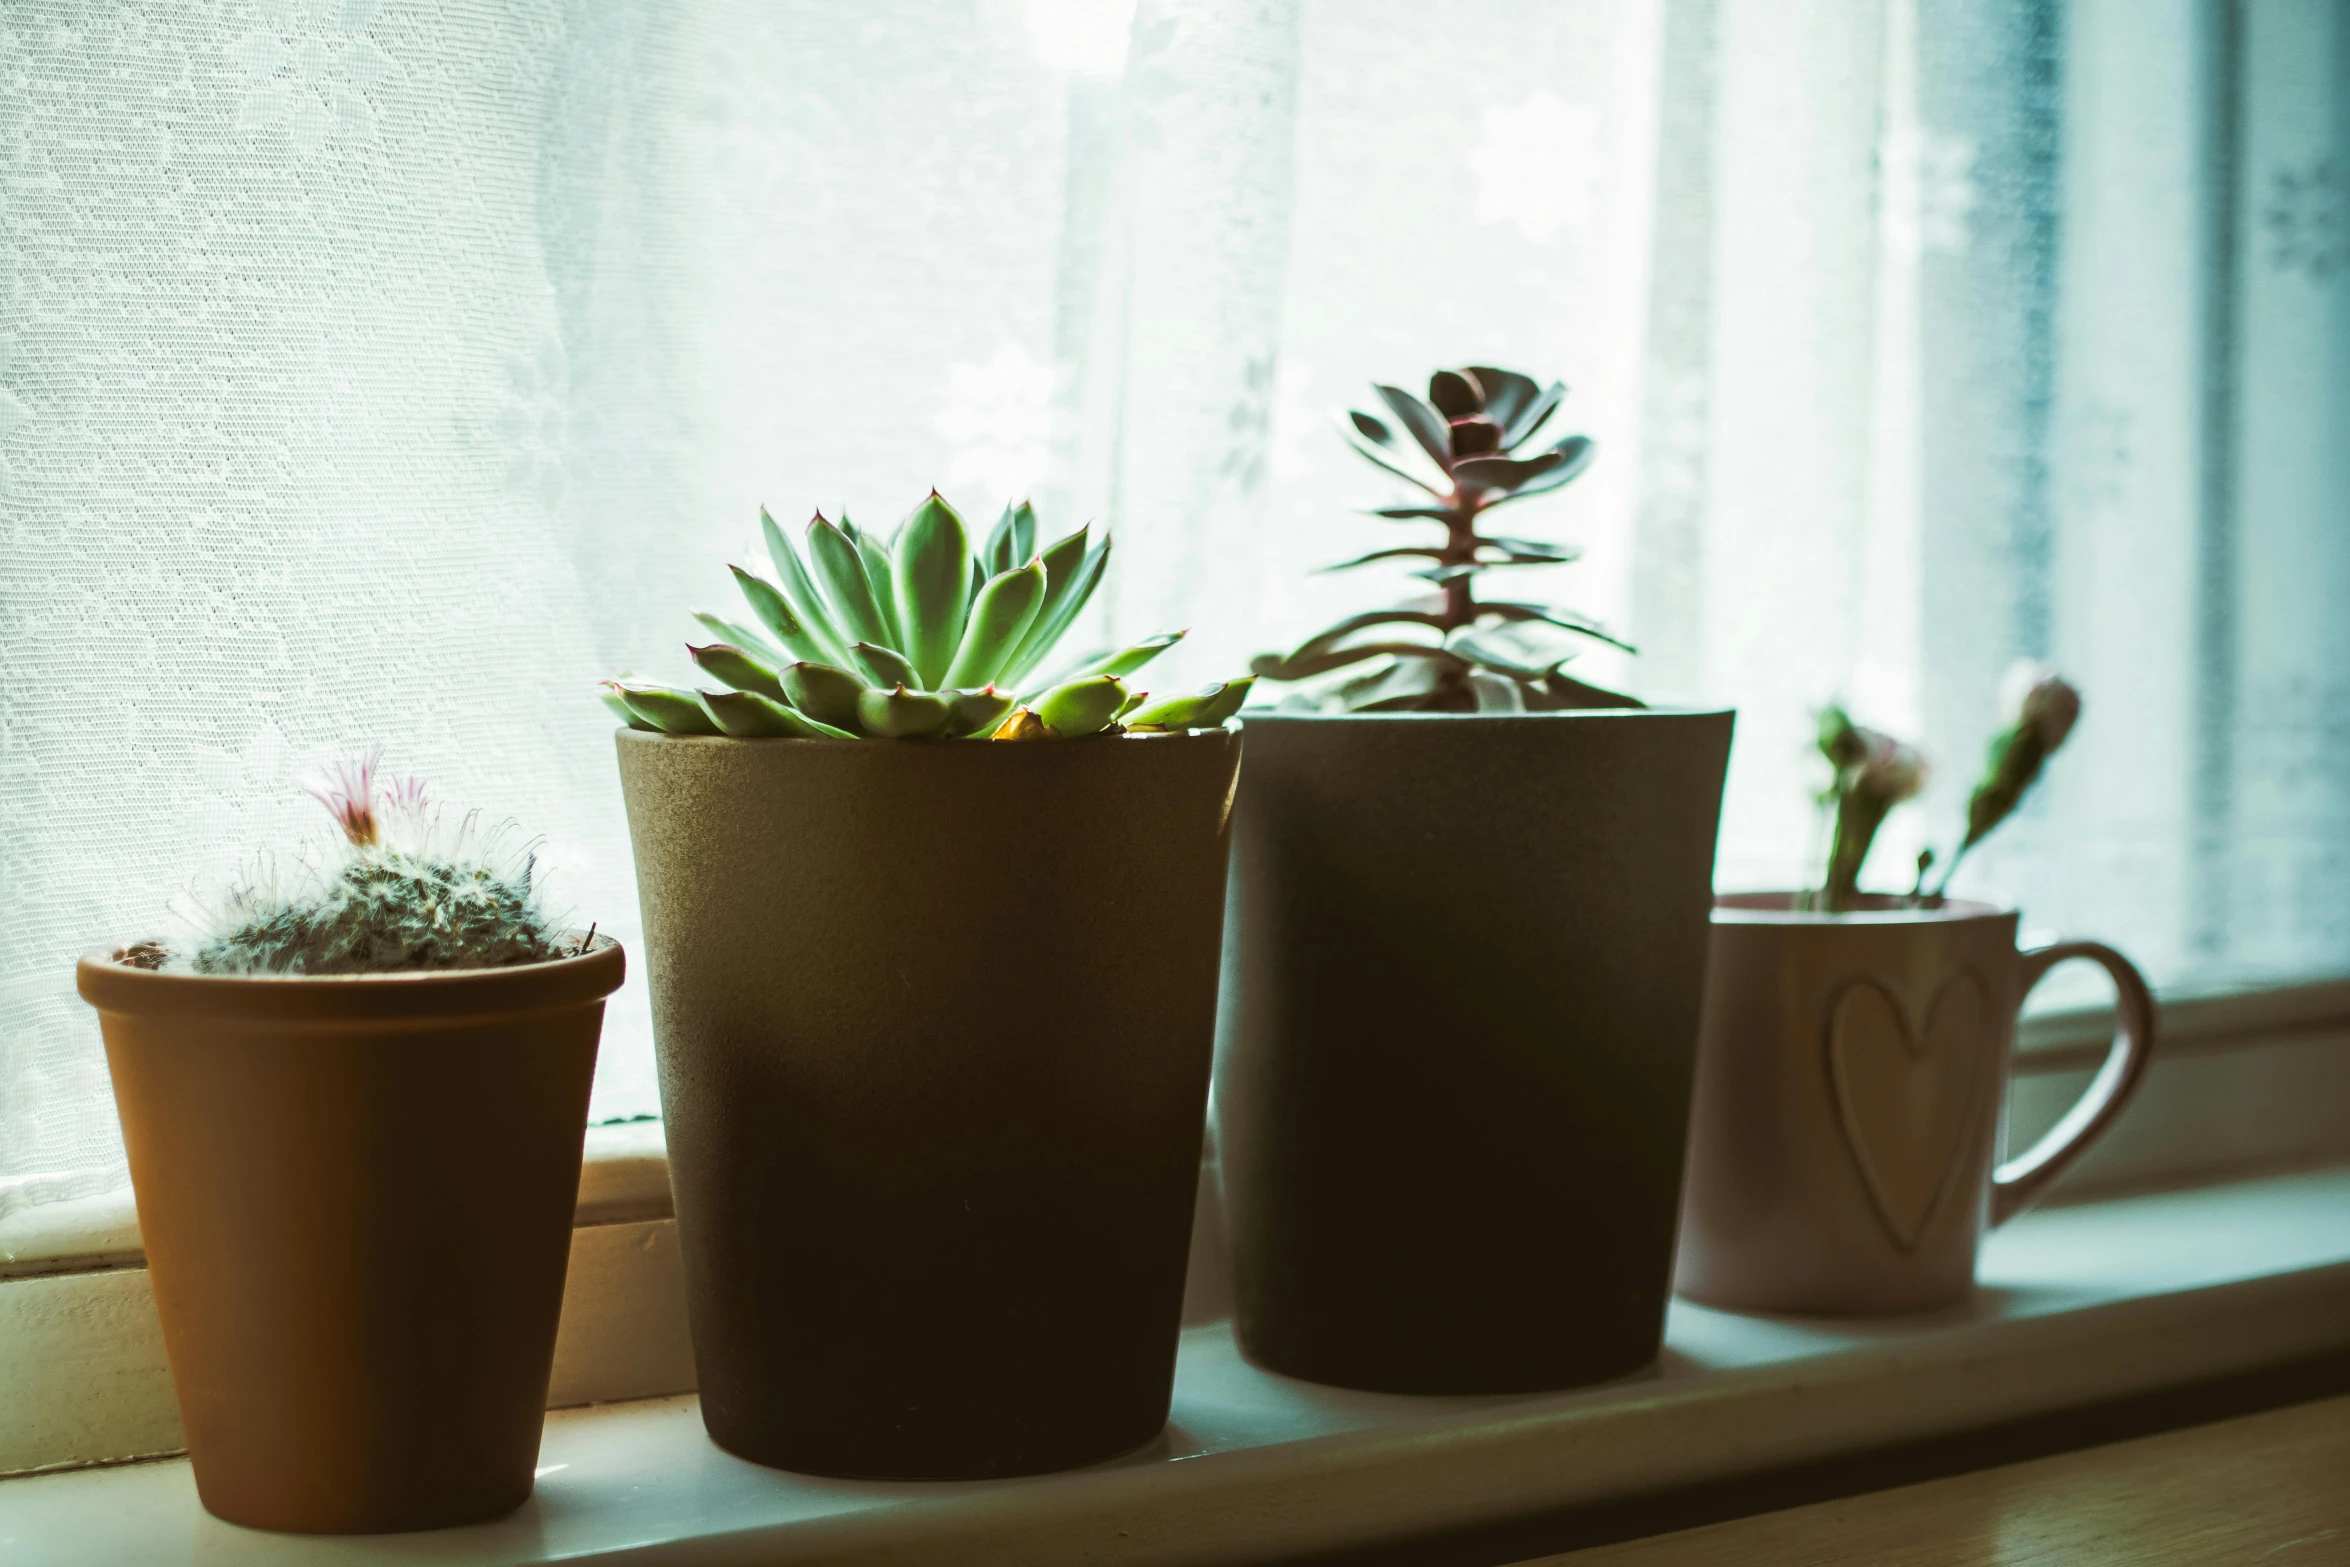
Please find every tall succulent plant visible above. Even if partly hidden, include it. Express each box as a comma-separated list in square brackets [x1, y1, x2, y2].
[1252, 365, 1639, 713]
[602, 491, 1250, 740]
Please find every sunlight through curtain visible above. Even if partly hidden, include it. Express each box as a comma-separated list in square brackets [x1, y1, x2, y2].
[3, 0, 2344, 1222]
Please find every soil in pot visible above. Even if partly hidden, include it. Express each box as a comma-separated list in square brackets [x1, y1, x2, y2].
[617, 728, 1239, 1480]
[1217, 710, 1733, 1394]
[77, 937, 623, 1534]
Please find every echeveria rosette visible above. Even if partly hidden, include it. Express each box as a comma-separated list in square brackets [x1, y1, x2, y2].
[600, 491, 1252, 741]
[1250, 365, 1640, 713]
[1815, 706, 1932, 911]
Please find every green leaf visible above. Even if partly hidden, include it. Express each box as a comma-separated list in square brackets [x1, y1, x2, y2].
[1468, 669, 1527, 712]
[1033, 674, 1128, 738]
[1043, 628, 1185, 687]
[1252, 640, 1452, 682]
[1348, 408, 1396, 446]
[1498, 378, 1566, 448]
[806, 514, 894, 651]
[599, 687, 659, 731]
[1427, 369, 1482, 420]
[1000, 528, 1110, 687]
[1281, 607, 1449, 666]
[781, 661, 867, 733]
[853, 526, 904, 651]
[1317, 546, 1447, 572]
[1464, 367, 1545, 432]
[1411, 563, 1480, 585]
[761, 509, 854, 666]
[1480, 600, 1637, 655]
[1010, 500, 1037, 564]
[1448, 628, 1564, 681]
[849, 641, 919, 690]
[693, 609, 789, 666]
[1476, 536, 1580, 563]
[945, 686, 1015, 738]
[892, 491, 973, 688]
[1332, 655, 1448, 712]
[857, 685, 952, 738]
[1470, 435, 1596, 505]
[1452, 450, 1567, 496]
[1124, 675, 1255, 731]
[1541, 669, 1645, 710]
[1374, 384, 1454, 471]
[700, 688, 852, 738]
[1190, 676, 1256, 726]
[1114, 685, 1150, 720]
[689, 642, 789, 700]
[614, 682, 721, 735]
[944, 560, 1047, 690]
[1368, 506, 1463, 521]
[982, 503, 1020, 576]
[729, 565, 832, 664]
[1340, 423, 1446, 497]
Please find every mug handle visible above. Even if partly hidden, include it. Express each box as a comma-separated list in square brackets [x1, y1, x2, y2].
[1989, 940, 2158, 1227]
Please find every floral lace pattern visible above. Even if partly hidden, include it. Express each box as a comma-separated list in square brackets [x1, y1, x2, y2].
[1, 0, 2343, 1220]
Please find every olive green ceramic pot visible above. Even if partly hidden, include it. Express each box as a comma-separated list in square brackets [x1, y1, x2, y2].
[78, 939, 622, 1534]
[1217, 710, 1733, 1394]
[616, 729, 1240, 1479]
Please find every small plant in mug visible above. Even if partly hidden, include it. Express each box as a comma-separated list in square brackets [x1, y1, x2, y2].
[155, 752, 573, 974]
[1810, 662, 2084, 911]
[1813, 708, 1932, 910]
[603, 491, 1250, 741]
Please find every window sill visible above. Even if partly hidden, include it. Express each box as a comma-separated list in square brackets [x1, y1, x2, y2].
[2, 1164, 2346, 1565]
[0, 1120, 677, 1283]
[2, 978, 2345, 1554]
[8, 977, 2340, 1287]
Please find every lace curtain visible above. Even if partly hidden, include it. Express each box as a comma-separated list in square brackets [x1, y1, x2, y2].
[4, 0, 2345, 1223]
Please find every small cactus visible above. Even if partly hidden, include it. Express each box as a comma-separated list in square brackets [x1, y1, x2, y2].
[603, 491, 1250, 740]
[180, 754, 570, 975]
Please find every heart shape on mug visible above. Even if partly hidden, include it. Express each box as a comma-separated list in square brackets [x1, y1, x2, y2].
[1823, 969, 1992, 1254]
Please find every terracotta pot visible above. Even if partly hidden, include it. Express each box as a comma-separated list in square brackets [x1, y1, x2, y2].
[1676, 894, 2155, 1313]
[616, 729, 1240, 1479]
[76, 937, 622, 1534]
[1217, 710, 1735, 1394]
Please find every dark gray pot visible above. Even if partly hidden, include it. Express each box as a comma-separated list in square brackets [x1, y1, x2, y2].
[617, 729, 1240, 1479]
[1217, 710, 1733, 1394]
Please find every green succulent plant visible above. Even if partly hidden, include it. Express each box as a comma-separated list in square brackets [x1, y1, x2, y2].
[182, 754, 571, 975]
[1252, 365, 1640, 713]
[603, 491, 1251, 740]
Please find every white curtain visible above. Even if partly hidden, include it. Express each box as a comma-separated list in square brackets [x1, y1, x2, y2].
[4, 0, 2345, 1223]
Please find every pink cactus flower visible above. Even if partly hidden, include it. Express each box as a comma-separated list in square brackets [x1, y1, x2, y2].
[301, 750, 384, 847]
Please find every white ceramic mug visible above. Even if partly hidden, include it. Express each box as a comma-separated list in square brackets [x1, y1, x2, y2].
[1675, 895, 2156, 1313]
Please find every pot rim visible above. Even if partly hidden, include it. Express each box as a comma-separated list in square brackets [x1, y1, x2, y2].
[611, 726, 1234, 749]
[76, 932, 625, 1022]
[1713, 892, 2014, 926]
[1232, 707, 1734, 724]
